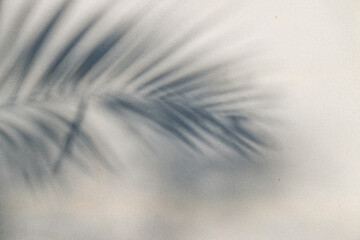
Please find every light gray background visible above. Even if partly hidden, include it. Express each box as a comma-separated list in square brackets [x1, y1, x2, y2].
[1, 0, 360, 239]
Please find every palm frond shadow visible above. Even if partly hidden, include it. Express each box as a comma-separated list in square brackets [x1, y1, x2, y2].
[0, 0, 275, 184]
